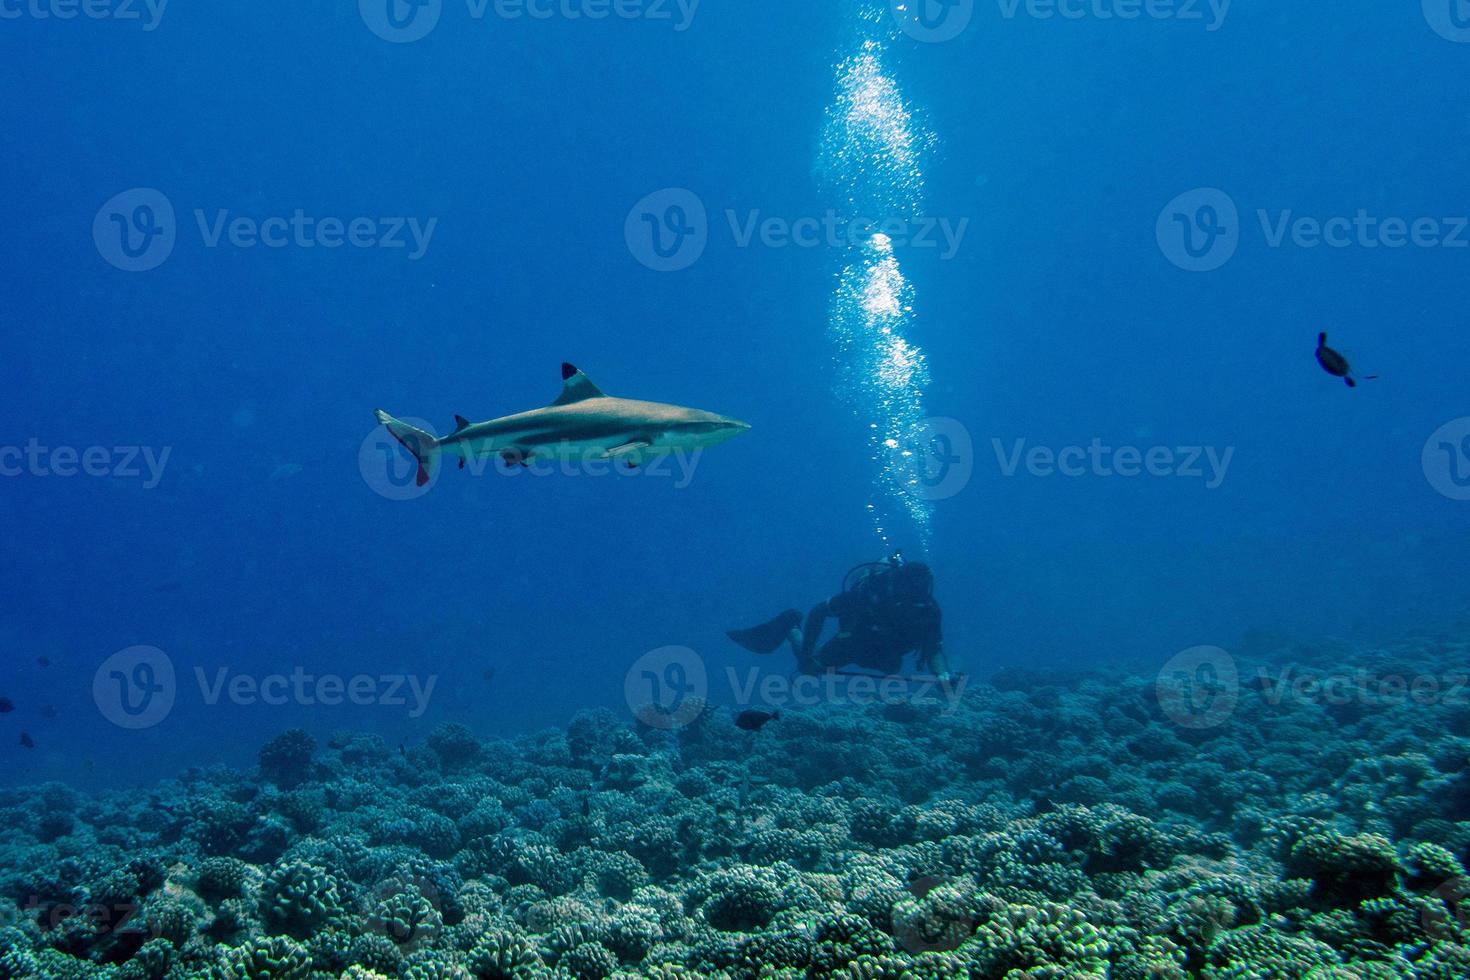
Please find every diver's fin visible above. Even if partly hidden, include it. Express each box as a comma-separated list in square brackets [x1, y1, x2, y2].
[374, 410, 440, 487]
[552, 363, 607, 406]
[453, 415, 472, 433]
[727, 610, 803, 654]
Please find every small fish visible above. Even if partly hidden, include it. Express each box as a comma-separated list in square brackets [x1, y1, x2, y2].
[18, 733, 34, 749]
[36, 656, 50, 668]
[39, 705, 57, 719]
[482, 668, 496, 684]
[1315, 332, 1378, 388]
[155, 581, 183, 594]
[734, 709, 780, 732]
[0, 698, 13, 714]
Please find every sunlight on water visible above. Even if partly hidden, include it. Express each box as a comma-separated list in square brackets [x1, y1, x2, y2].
[817, 14, 937, 551]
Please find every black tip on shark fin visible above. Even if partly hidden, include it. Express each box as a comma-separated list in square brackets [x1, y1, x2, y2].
[453, 415, 471, 433]
[551, 364, 607, 406]
[1318, 332, 1327, 346]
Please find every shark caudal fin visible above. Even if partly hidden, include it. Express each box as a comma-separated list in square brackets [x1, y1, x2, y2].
[374, 410, 440, 487]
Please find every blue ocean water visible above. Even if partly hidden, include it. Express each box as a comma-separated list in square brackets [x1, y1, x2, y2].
[2, 0, 1468, 789]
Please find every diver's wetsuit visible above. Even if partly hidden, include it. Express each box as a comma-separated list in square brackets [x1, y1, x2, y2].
[797, 566, 946, 677]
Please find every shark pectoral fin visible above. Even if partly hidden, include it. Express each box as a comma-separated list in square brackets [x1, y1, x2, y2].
[500, 447, 534, 467]
[605, 441, 652, 459]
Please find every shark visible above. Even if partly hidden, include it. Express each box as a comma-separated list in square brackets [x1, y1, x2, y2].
[374, 363, 751, 486]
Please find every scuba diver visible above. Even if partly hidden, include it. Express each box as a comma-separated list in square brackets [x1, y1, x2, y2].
[727, 553, 950, 680]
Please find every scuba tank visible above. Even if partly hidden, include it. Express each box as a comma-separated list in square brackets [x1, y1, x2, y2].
[840, 552, 906, 598]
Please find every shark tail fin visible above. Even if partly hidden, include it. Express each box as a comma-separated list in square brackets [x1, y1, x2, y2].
[374, 410, 441, 487]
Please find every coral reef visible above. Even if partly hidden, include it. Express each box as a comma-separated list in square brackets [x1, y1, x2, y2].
[1, 629, 1469, 976]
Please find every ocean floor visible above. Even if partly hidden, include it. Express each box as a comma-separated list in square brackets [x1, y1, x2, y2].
[3, 630, 1470, 978]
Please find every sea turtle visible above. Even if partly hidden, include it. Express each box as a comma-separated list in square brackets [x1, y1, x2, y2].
[1315, 332, 1376, 387]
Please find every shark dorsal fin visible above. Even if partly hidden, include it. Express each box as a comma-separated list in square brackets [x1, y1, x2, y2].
[453, 415, 471, 433]
[552, 363, 607, 406]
